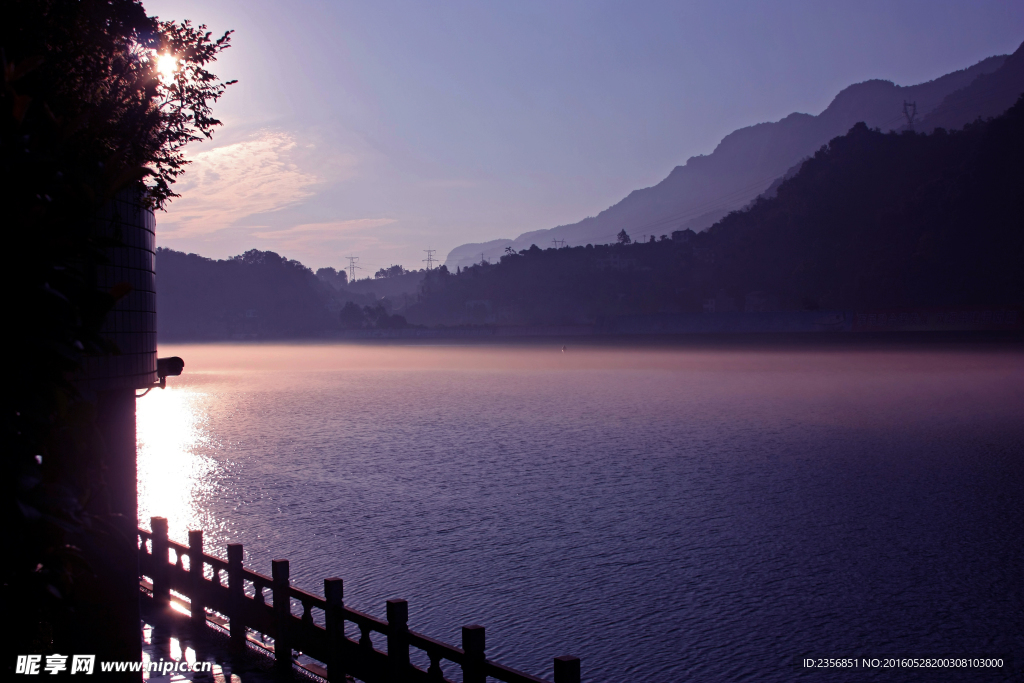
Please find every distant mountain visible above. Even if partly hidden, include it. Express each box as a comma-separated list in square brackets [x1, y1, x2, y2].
[916, 40, 1024, 132]
[156, 248, 422, 340]
[346, 270, 426, 300]
[445, 51, 1012, 270]
[157, 248, 368, 340]
[418, 94, 1024, 326]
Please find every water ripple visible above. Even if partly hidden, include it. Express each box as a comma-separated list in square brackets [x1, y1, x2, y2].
[139, 344, 1024, 682]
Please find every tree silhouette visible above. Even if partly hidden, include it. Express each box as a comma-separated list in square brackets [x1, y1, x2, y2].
[375, 264, 409, 279]
[4, 0, 234, 659]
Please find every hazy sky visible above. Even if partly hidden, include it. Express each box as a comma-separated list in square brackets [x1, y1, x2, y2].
[147, 0, 1023, 274]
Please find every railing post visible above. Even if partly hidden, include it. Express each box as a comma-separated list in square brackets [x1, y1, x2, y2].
[387, 599, 410, 682]
[461, 625, 485, 683]
[151, 517, 170, 612]
[272, 559, 292, 674]
[188, 530, 205, 629]
[227, 543, 245, 652]
[324, 578, 346, 682]
[554, 655, 581, 683]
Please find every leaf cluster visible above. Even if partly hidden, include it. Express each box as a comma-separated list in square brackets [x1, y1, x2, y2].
[3, 0, 234, 211]
[375, 264, 409, 279]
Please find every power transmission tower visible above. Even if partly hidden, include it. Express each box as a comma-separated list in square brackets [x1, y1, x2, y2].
[903, 101, 918, 130]
[551, 238, 566, 248]
[345, 256, 361, 282]
[480, 252, 487, 265]
[423, 249, 436, 270]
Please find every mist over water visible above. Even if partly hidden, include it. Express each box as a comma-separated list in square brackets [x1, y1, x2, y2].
[137, 343, 1024, 681]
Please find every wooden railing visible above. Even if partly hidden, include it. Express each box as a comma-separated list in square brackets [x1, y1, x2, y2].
[138, 518, 581, 683]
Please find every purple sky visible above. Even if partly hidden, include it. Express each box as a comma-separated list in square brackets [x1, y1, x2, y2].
[146, 0, 1024, 274]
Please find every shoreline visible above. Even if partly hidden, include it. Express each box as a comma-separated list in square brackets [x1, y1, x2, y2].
[157, 328, 1024, 351]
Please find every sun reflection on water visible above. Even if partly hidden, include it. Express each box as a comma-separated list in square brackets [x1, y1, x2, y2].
[137, 386, 221, 542]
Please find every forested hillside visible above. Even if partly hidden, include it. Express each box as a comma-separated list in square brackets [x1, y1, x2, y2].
[157, 96, 1024, 336]
[408, 96, 1024, 326]
[156, 249, 417, 339]
[702, 99, 1024, 311]
[157, 249, 346, 340]
[444, 47, 1019, 270]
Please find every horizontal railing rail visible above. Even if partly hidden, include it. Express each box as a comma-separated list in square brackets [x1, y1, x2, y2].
[139, 517, 580, 683]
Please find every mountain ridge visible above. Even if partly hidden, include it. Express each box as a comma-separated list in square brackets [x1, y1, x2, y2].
[416, 94, 1024, 327]
[916, 40, 1024, 131]
[445, 49, 1016, 270]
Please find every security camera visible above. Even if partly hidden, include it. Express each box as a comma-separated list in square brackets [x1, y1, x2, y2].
[138, 357, 185, 397]
[156, 356, 185, 388]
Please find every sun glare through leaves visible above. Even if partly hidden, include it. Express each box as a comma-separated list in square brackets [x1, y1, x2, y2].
[156, 52, 178, 84]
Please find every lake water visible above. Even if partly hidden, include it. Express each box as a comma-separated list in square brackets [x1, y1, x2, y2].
[137, 342, 1024, 681]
